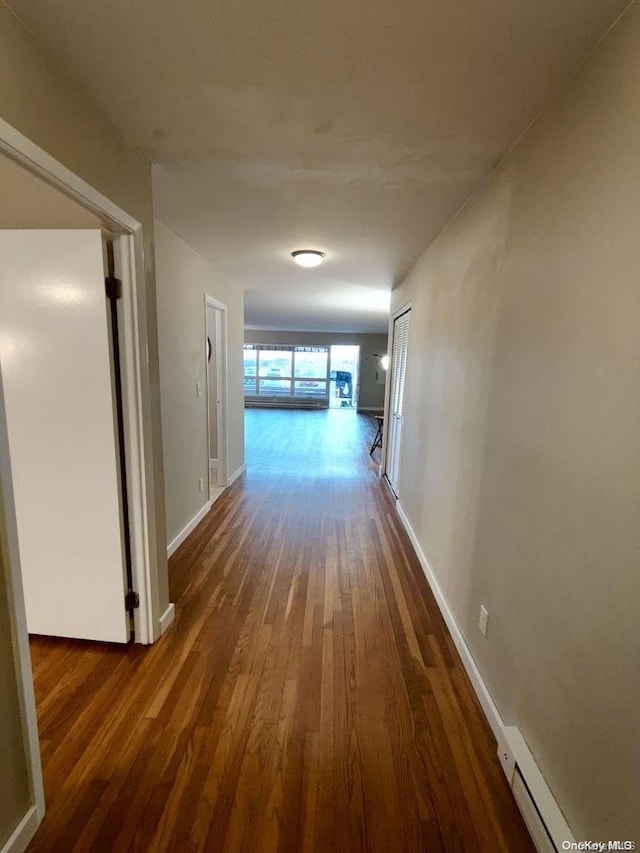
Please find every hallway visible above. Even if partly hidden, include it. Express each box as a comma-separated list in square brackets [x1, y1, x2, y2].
[28, 410, 533, 852]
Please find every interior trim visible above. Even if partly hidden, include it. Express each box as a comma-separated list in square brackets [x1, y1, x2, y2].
[0, 806, 39, 853]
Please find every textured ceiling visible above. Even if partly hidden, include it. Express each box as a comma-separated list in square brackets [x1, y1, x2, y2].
[6, 0, 628, 332]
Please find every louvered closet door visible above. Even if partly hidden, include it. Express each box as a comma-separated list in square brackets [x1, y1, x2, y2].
[386, 309, 410, 495]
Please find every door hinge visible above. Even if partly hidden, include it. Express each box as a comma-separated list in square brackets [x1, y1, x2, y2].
[105, 276, 122, 300]
[125, 591, 140, 611]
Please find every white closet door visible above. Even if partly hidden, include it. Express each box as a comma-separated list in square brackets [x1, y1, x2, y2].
[207, 303, 226, 489]
[386, 309, 410, 495]
[0, 230, 129, 643]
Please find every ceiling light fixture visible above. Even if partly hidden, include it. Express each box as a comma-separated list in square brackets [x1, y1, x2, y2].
[291, 249, 325, 268]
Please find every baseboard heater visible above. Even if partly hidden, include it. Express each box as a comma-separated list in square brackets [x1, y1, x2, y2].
[244, 399, 327, 410]
[513, 767, 558, 852]
[498, 727, 574, 852]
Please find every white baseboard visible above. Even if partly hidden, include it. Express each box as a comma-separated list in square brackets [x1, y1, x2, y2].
[166, 500, 212, 558]
[227, 463, 246, 486]
[395, 500, 575, 853]
[159, 602, 175, 636]
[395, 502, 502, 737]
[1, 806, 40, 853]
[209, 485, 225, 507]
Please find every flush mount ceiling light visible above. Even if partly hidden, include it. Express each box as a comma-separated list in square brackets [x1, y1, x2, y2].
[291, 249, 325, 268]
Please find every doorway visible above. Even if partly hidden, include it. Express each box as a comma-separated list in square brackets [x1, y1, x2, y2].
[329, 345, 360, 410]
[0, 127, 159, 837]
[206, 296, 227, 501]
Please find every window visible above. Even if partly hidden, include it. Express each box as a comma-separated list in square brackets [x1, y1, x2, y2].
[243, 345, 257, 394]
[256, 348, 292, 396]
[293, 347, 328, 398]
[294, 380, 327, 398]
[258, 349, 293, 379]
[244, 344, 329, 401]
[294, 348, 328, 379]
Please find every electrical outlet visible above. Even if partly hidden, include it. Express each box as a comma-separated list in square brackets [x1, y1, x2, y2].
[198, 477, 204, 493]
[479, 605, 489, 637]
[496, 731, 516, 783]
[196, 381, 203, 398]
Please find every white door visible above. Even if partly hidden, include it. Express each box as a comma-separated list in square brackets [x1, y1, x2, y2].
[386, 309, 410, 495]
[0, 230, 130, 643]
[206, 301, 226, 491]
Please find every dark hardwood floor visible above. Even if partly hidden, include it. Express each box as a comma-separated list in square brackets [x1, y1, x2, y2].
[28, 409, 534, 852]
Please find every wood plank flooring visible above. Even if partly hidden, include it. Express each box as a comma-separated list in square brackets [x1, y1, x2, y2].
[28, 409, 534, 852]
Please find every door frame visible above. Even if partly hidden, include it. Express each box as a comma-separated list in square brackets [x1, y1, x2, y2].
[382, 301, 412, 489]
[349, 345, 361, 410]
[204, 295, 229, 496]
[0, 119, 160, 827]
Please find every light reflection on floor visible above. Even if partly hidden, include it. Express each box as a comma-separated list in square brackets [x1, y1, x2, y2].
[244, 407, 380, 481]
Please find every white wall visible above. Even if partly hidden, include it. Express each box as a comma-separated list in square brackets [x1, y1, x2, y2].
[0, 5, 169, 844]
[246, 330, 388, 411]
[0, 154, 101, 229]
[391, 4, 640, 842]
[155, 221, 245, 546]
[0, 1, 169, 619]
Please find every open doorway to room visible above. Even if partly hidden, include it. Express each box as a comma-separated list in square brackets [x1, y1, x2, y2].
[0, 151, 153, 646]
[329, 345, 360, 410]
[0, 130, 157, 835]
